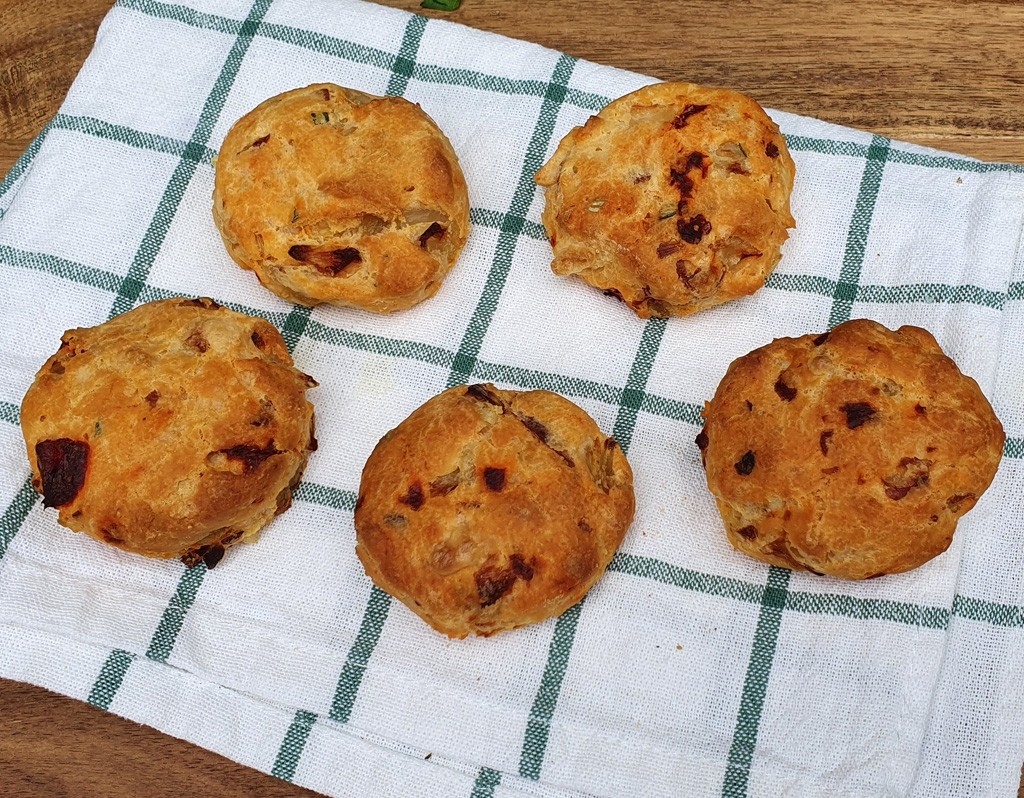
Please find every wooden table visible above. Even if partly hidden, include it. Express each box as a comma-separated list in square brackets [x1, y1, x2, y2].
[1, 1, 1022, 795]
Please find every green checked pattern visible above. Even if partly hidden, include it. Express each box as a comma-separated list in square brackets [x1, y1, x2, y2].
[2, 121, 1017, 318]
[0, 375, 1014, 634]
[0, 401, 19, 424]
[0, 479, 38, 561]
[3, 405, 1023, 792]
[144, 564, 209, 661]
[49, 113, 217, 165]
[120, 0, 245, 35]
[446, 54, 576, 388]
[282, 42, 581, 780]
[83, 0, 273, 721]
[87, 649, 137, 710]
[272, 709, 318, 782]
[722, 134, 891, 798]
[2, 0, 1024, 796]
[276, 12, 427, 356]
[84, 562, 210, 711]
[110, 0, 271, 318]
[328, 584, 392, 725]
[828, 135, 891, 328]
[722, 568, 791, 797]
[2, 226, 1019, 440]
[519, 317, 666, 780]
[518, 601, 585, 780]
[270, 13, 432, 774]
[470, 767, 502, 798]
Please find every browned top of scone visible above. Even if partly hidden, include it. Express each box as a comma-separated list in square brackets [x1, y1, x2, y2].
[21, 298, 316, 563]
[354, 384, 635, 637]
[213, 83, 470, 312]
[699, 319, 1004, 579]
[535, 82, 795, 318]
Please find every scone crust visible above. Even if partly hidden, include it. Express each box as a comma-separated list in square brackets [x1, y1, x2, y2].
[213, 83, 470, 312]
[699, 319, 1004, 579]
[535, 82, 795, 318]
[21, 298, 317, 566]
[354, 384, 635, 637]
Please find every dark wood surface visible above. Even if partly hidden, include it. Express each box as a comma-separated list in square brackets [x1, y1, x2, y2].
[0, 681, 320, 797]
[1, 1, 1022, 795]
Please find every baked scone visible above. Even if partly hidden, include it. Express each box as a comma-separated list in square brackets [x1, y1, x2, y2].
[698, 319, 1004, 579]
[535, 82, 795, 318]
[213, 83, 470, 312]
[354, 384, 635, 637]
[21, 297, 317, 568]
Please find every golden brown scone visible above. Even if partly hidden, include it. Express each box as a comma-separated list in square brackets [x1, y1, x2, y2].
[535, 82, 795, 318]
[20, 298, 317, 568]
[354, 384, 635, 637]
[213, 83, 470, 312]
[698, 319, 1004, 580]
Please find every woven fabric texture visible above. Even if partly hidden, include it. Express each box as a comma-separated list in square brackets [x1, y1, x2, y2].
[1, 1, 1023, 796]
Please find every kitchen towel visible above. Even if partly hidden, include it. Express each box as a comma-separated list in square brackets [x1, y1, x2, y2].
[1, 1, 1024, 796]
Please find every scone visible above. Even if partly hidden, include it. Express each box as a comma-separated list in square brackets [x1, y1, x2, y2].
[697, 319, 1004, 579]
[535, 82, 795, 318]
[354, 384, 635, 637]
[213, 83, 470, 312]
[21, 297, 317, 568]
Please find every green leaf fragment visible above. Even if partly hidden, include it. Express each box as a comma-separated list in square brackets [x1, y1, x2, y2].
[420, 0, 461, 10]
[311, 112, 330, 125]
[93, 421, 103, 438]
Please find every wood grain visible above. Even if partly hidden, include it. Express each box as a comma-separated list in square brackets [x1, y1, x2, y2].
[0, 2, 111, 173]
[0, 682, 320, 798]
[0, 0, 1022, 795]
[4, 0, 1022, 172]
[408, 0, 1024, 164]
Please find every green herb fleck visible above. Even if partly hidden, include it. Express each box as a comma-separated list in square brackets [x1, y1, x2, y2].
[311, 112, 330, 125]
[93, 421, 103, 438]
[421, 0, 461, 9]
[291, 208, 299, 223]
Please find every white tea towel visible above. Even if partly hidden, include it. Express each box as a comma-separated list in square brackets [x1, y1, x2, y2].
[1, 1, 1024, 796]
